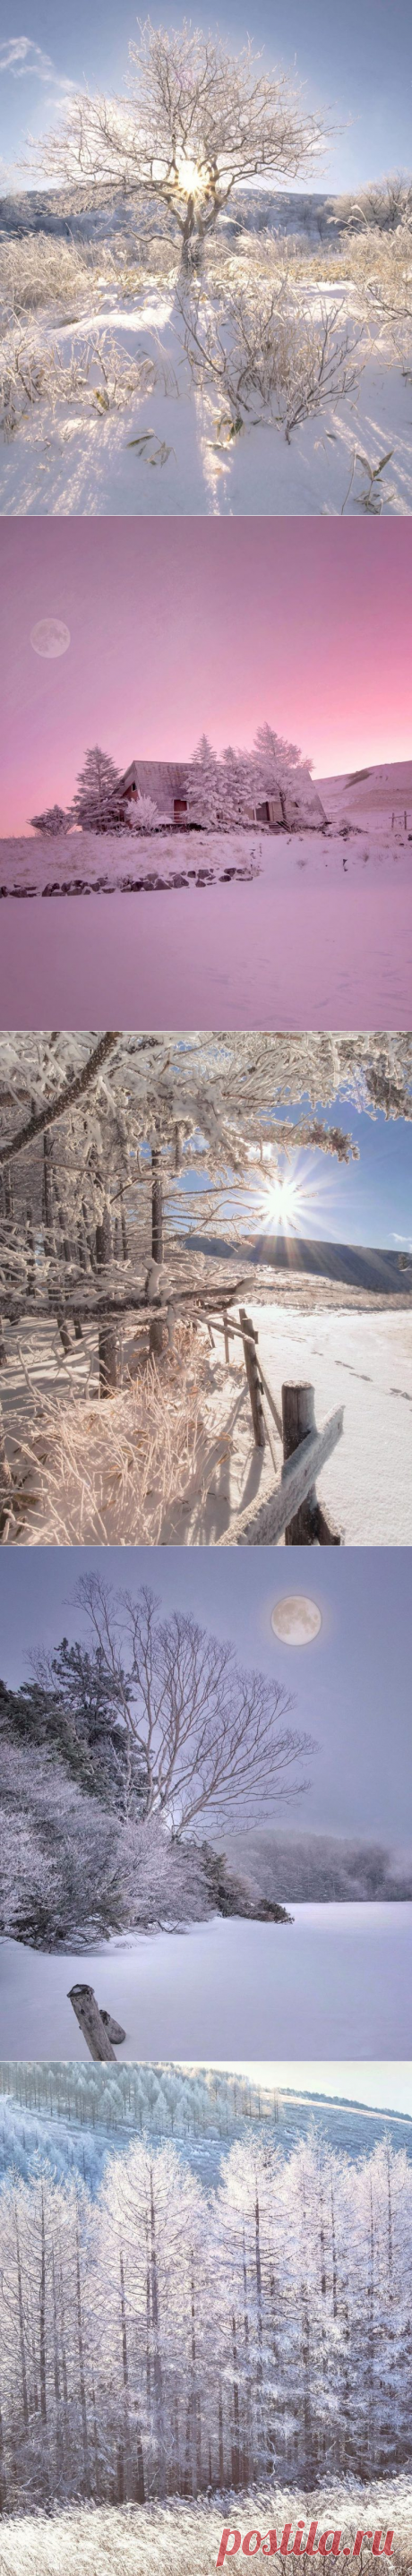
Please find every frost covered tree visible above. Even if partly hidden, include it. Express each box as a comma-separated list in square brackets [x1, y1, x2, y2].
[0, 1728, 217, 1946]
[43, 1574, 313, 1835]
[185, 736, 226, 829]
[0, 2132, 411, 2509]
[185, 739, 258, 829]
[72, 747, 123, 832]
[350, 172, 412, 233]
[252, 720, 313, 802]
[29, 805, 72, 837]
[40, 19, 325, 277]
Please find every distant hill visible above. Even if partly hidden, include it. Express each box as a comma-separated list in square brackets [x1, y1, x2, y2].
[316, 759, 412, 820]
[0, 186, 358, 245]
[184, 1232, 412, 1292]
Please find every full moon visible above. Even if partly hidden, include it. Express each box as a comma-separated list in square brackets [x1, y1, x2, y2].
[30, 620, 71, 658]
[270, 1596, 322, 1646]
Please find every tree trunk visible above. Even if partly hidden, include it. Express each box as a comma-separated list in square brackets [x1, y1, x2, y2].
[25, 1204, 36, 1298]
[120, 1181, 128, 1262]
[43, 1133, 55, 1258]
[96, 1203, 117, 1394]
[150, 1150, 165, 1355]
[151, 1147, 163, 1262]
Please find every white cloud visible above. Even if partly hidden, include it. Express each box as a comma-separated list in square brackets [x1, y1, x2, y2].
[0, 37, 73, 91]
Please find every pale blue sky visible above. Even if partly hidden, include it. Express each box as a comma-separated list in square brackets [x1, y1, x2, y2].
[0, 1548, 410, 1847]
[1, 1, 411, 193]
[219, 2062, 412, 2114]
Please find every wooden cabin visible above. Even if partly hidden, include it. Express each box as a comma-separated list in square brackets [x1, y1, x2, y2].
[97, 758, 327, 834]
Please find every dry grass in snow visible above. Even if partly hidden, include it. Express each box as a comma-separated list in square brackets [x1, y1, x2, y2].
[1, 2487, 411, 2576]
[0, 1321, 224, 1546]
[0, 226, 178, 323]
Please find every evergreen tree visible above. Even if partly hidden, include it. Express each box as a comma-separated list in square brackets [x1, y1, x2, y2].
[72, 748, 123, 833]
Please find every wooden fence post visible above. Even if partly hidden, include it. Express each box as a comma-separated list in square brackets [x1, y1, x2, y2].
[239, 1306, 265, 1449]
[282, 1381, 341, 1545]
[68, 1985, 125, 2062]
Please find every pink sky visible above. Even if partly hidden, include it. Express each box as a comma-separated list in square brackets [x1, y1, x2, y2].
[1, 519, 412, 834]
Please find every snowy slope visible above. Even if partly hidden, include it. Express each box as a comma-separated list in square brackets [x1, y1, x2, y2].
[317, 760, 412, 822]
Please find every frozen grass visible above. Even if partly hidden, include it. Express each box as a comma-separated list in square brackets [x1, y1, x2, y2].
[1, 1322, 219, 1545]
[0, 225, 178, 321]
[0, 2486, 411, 2574]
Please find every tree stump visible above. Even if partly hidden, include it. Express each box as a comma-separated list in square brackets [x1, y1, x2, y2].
[68, 1984, 125, 2061]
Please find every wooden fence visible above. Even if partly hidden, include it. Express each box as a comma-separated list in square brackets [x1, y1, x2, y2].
[208, 1304, 343, 1547]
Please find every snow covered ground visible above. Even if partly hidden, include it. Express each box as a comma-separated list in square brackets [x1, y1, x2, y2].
[186, 1303, 412, 1549]
[1, 1903, 411, 2059]
[1, 1301, 410, 1546]
[1, 282, 411, 518]
[0, 823, 410, 1026]
[0, 2488, 410, 2576]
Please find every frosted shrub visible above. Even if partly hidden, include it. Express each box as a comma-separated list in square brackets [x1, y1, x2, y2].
[129, 794, 160, 830]
[0, 1738, 211, 1944]
[349, 219, 412, 375]
[181, 274, 364, 439]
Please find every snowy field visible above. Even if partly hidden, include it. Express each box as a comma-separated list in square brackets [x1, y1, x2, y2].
[1, 2489, 410, 2576]
[0, 824, 410, 1026]
[2, 1904, 411, 2059]
[1, 276, 412, 520]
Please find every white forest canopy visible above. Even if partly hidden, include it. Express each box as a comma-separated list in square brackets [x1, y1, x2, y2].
[0, 2126, 410, 2509]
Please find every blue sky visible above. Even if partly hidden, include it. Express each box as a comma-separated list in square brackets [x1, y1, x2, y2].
[0, 1546, 410, 1846]
[177, 1094, 412, 1250]
[1, 0, 411, 193]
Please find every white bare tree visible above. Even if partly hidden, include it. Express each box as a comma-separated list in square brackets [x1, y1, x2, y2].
[66, 1573, 314, 1832]
[38, 18, 326, 274]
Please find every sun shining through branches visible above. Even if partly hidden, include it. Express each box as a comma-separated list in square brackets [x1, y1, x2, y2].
[246, 1143, 339, 1243]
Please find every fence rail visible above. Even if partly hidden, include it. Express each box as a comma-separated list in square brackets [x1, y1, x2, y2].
[210, 1302, 344, 1547]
